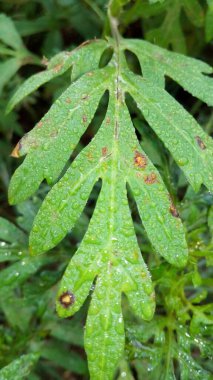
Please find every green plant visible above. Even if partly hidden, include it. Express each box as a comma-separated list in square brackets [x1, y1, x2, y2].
[1, 1, 213, 379]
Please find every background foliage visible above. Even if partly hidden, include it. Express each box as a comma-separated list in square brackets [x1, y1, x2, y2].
[0, 0, 212, 379]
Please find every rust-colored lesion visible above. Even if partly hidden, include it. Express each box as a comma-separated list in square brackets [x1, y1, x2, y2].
[37, 121, 43, 128]
[195, 136, 206, 150]
[144, 172, 158, 184]
[169, 202, 179, 218]
[53, 63, 63, 73]
[168, 195, 180, 218]
[134, 151, 147, 169]
[11, 141, 21, 158]
[82, 115, 87, 123]
[65, 97, 72, 104]
[59, 291, 75, 308]
[102, 147, 108, 157]
[106, 117, 111, 125]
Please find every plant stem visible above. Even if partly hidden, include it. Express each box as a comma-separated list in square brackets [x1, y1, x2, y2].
[107, 0, 122, 46]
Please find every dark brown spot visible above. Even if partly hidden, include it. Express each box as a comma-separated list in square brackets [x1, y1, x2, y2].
[11, 142, 21, 158]
[134, 151, 147, 169]
[37, 121, 43, 128]
[82, 115, 87, 123]
[144, 172, 157, 184]
[59, 291, 75, 308]
[82, 94, 88, 100]
[106, 117, 111, 124]
[102, 147, 108, 157]
[65, 97, 72, 104]
[169, 203, 179, 218]
[195, 136, 206, 150]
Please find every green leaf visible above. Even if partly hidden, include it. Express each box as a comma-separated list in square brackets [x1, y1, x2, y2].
[0, 58, 21, 94]
[8, 37, 213, 379]
[146, 5, 187, 54]
[0, 290, 34, 331]
[124, 39, 213, 106]
[0, 255, 53, 292]
[182, 0, 204, 27]
[0, 217, 26, 244]
[131, 0, 205, 53]
[41, 340, 87, 374]
[121, 0, 169, 25]
[0, 353, 39, 380]
[205, 0, 213, 42]
[85, 270, 125, 380]
[6, 39, 108, 113]
[0, 13, 24, 50]
[124, 69, 213, 192]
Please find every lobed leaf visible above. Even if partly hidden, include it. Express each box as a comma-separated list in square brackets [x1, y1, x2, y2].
[6, 39, 108, 113]
[124, 69, 213, 192]
[8, 37, 213, 379]
[9, 66, 111, 204]
[123, 39, 213, 106]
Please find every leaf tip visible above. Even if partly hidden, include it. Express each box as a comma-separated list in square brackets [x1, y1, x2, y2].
[58, 291, 75, 308]
[10, 142, 21, 158]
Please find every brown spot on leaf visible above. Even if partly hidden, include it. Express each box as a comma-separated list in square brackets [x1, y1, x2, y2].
[82, 115, 87, 123]
[11, 142, 21, 158]
[87, 72, 93, 77]
[169, 203, 179, 218]
[102, 147, 108, 157]
[144, 172, 157, 184]
[106, 117, 111, 124]
[65, 97, 71, 104]
[53, 63, 63, 73]
[37, 121, 43, 128]
[81, 94, 88, 100]
[134, 151, 147, 169]
[59, 291, 75, 308]
[195, 136, 206, 150]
